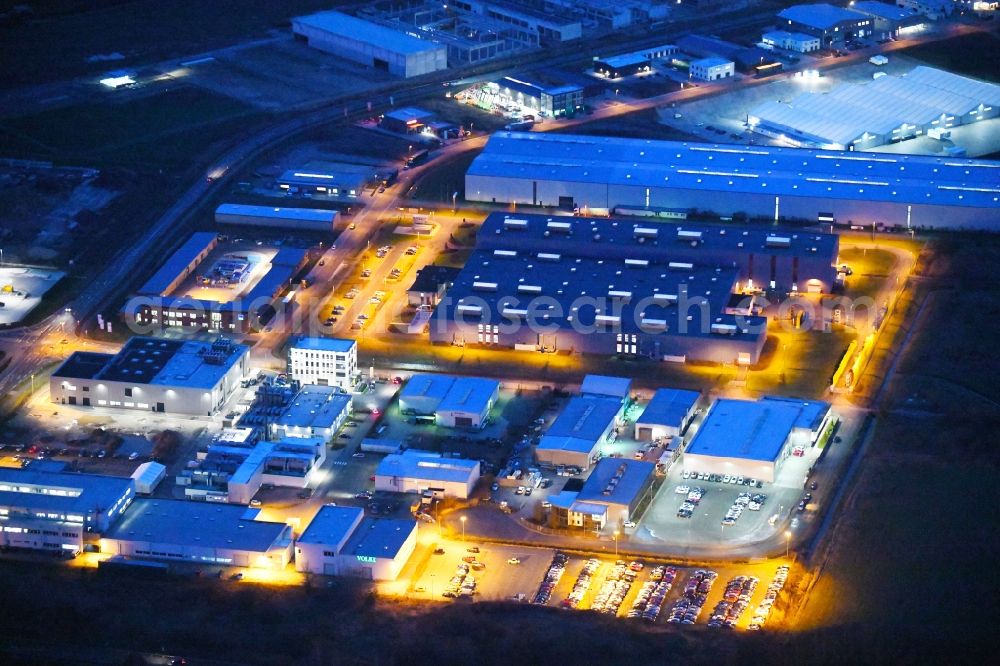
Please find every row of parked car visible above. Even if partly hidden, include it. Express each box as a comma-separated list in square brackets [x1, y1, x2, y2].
[532, 552, 567, 605]
[628, 565, 677, 622]
[562, 558, 600, 609]
[748, 565, 789, 631]
[590, 561, 639, 615]
[708, 575, 759, 628]
[667, 570, 718, 624]
[441, 562, 475, 598]
[683, 470, 765, 488]
[675, 485, 705, 519]
[723, 491, 764, 526]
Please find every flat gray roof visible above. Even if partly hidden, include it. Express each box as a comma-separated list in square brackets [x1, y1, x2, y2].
[104, 499, 289, 552]
[467, 132, 1000, 209]
[275, 385, 352, 430]
[294, 11, 444, 55]
[375, 451, 479, 484]
[435, 376, 500, 415]
[544, 395, 622, 446]
[138, 232, 216, 296]
[778, 4, 868, 30]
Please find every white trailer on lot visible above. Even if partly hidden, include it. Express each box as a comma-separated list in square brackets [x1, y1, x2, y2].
[131, 462, 166, 495]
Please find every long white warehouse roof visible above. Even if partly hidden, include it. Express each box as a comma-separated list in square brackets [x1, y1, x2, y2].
[293, 11, 443, 55]
[467, 130, 1000, 209]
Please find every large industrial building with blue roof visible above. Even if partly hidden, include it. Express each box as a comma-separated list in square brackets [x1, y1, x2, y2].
[398, 373, 500, 429]
[465, 132, 1000, 230]
[683, 395, 834, 483]
[295, 505, 417, 580]
[428, 211, 839, 364]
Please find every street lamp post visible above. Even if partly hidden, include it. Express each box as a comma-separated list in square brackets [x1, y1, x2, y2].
[785, 530, 792, 559]
[613, 530, 619, 558]
[460, 515, 466, 542]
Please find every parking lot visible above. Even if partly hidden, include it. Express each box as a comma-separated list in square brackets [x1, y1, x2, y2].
[403, 537, 794, 630]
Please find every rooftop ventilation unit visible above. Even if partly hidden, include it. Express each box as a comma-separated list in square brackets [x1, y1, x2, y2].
[711, 323, 737, 335]
[625, 259, 649, 267]
[678, 229, 703, 241]
[668, 262, 694, 271]
[766, 236, 792, 248]
[547, 220, 572, 233]
[537, 253, 561, 262]
[493, 249, 517, 258]
[517, 285, 542, 294]
[473, 281, 498, 292]
[634, 227, 658, 238]
[504, 218, 528, 230]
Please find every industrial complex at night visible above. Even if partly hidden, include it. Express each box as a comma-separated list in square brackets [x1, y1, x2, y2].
[0, 0, 996, 662]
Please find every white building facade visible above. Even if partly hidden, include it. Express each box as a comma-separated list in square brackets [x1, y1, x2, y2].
[690, 57, 735, 81]
[288, 337, 357, 391]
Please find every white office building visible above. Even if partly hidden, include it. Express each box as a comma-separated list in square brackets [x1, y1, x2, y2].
[690, 57, 735, 81]
[50, 337, 249, 416]
[272, 385, 352, 441]
[288, 337, 357, 391]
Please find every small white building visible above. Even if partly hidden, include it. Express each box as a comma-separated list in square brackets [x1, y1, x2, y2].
[287, 337, 357, 391]
[295, 505, 417, 580]
[225, 437, 326, 505]
[761, 30, 821, 53]
[375, 451, 480, 499]
[690, 57, 735, 82]
[131, 462, 166, 495]
[633, 388, 700, 441]
[101, 499, 294, 569]
[292, 11, 448, 78]
[272, 384, 352, 441]
[434, 376, 500, 429]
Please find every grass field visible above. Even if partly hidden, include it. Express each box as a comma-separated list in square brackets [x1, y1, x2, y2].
[0, 0, 348, 89]
[0, 87, 261, 168]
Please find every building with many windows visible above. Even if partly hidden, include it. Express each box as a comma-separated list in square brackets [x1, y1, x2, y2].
[0, 467, 134, 555]
[287, 337, 358, 391]
[549, 458, 656, 531]
[272, 384, 353, 441]
[375, 450, 481, 499]
[50, 337, 248, 416]
[777, 3, 872, 47]
[689, 57, 735, 82]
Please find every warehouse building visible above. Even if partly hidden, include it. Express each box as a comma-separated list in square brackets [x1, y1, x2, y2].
[634, 388, 701, 440]
[777, 3, 872, 46]
[272, 384, 352, 441]
[676, 34, 782, 77]
[492, 76, 584, 118]
[850, 1, 924, 39]
[580, 375, 632, 401]
[215, 204, 338, 233]
[895, 0, 954, 20]
[50, 337, 248, 416]
[277, 166, 375, 198]
[398, 374, 500, 428]
[761, 30, 822, 53]
[128, 233, 308, 334]
[594, 53, 651, 79]
[536, 391, 625, 469]
[375, 450, 480, 499]
[292, 11, 448, 78]
[0, 468, 134, 555]
[428, 211, 840, 363]
[682, 396, 832, 483]
[689, 57, 735, 82]
[748, 66, 1000, 151]
[380, 107, 437, 134]
[296, 506, 417, 580]
[459, 0, 583, 44]
[464, 132, 1000, 229]
[549, 458, 656, 531]
[287, 337, 358, 391]
[101, 499, 294, 569]
[131, 462, 166, 495]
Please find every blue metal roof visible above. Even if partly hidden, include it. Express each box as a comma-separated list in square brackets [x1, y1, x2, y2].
[577, 458, 656, 506]
[686, 397, 828, 462]
[436, 376, 500, 415]
[399, 374, 456, 403]
[467, 132, 1000, 209]
[104, 499, 290, 552]
[580, 375, 632, 399]
[0, 468, 132, 517]
[778, 4, 868, 30]
[298, 505, 364, 546]
[851, 1, 918, 21]
[545, 395, 622, 444]
[343, 518, 416, 560]
[636, 388, 700, 428]
[215, 204, 337, 223]
[290, 336, 356, 354]
[294, 11, 442, 55]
